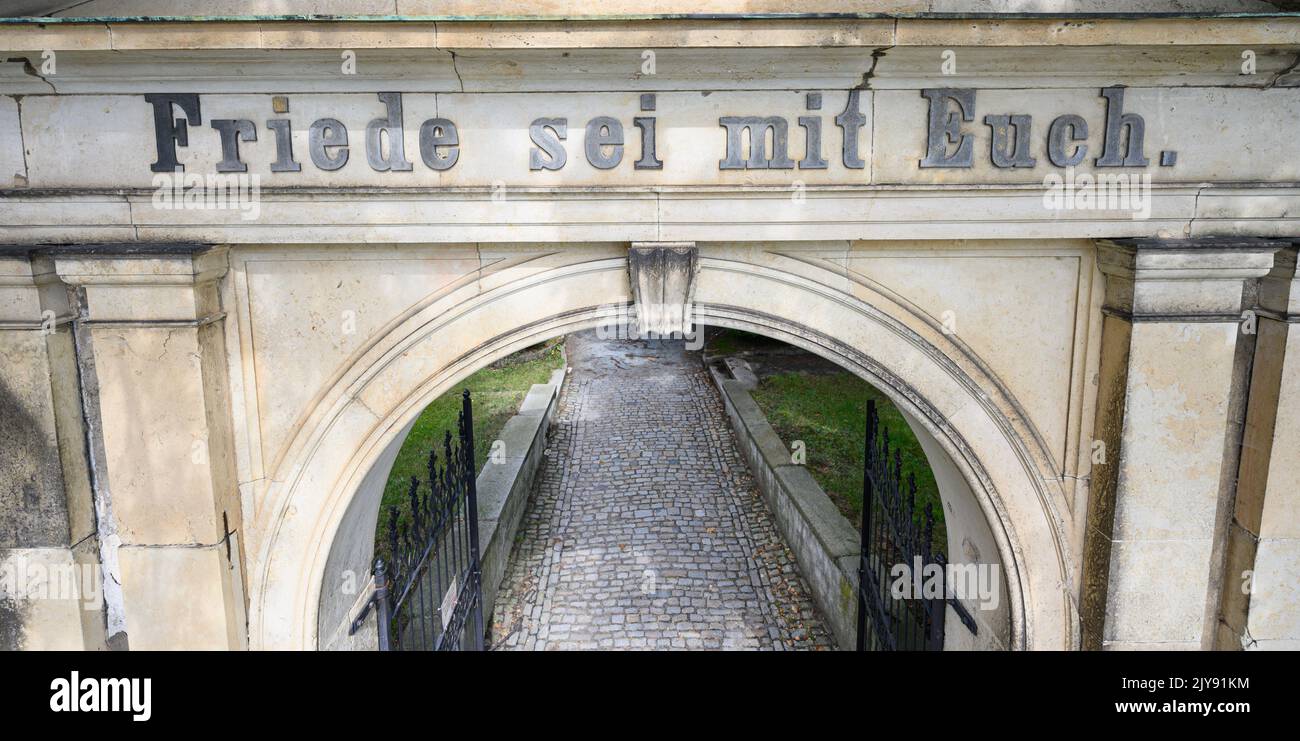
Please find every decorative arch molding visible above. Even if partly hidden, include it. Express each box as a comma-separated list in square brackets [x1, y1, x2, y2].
[696, 254, 1075, 565]
[772, 249, 1066, 480]
[244, 250, 1078, 651]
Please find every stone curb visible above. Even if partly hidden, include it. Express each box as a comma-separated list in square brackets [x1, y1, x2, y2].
[477, 360, 567, 623]
[706, 361, 861, 650]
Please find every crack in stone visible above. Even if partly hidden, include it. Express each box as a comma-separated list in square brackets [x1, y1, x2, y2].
[10, 95, 29, 187]
[1263, 49, 1300, 90]
[12, 57, 56, 92]
[1186, 182, 1212, 238]
[447, 49, 465, 93]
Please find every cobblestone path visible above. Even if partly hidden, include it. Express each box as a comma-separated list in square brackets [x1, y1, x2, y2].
[489, 330, 833, 650]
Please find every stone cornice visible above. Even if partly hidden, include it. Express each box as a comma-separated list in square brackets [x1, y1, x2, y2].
[0, 242, 214, 257]
[0, 244, 228, 307]
[0, 187, 1294, 245]
[2, 16, 1300, 52]
[3, 44, 1294, 94]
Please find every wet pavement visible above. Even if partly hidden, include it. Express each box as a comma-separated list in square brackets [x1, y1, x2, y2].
[489, 330, 833, 650]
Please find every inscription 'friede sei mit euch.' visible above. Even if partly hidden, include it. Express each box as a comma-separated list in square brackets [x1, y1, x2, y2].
[141, 87, 1173, 181]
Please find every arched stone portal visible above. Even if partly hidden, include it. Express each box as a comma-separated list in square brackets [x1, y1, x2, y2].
[2, 7, 1298, 655]
[243, 245, 1077, 651]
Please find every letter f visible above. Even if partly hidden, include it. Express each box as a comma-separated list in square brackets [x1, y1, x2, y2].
[145, 93, 201, 173]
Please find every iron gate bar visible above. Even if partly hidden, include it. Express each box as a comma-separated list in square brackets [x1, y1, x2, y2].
[461, 390, 486, 648]
[855, 399, 977, 651]
[374, 561, 391, 651]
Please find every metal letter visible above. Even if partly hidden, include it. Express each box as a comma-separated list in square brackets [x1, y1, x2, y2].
[983, 114, 1036, 168]
[1095, 87, 1149, 167]
[633, 117, 662, 170]
[144, 93, 201, 172]
[418, 118, 459, 171]
[309, 118, 350, 171]
[835, 89, 866, 169]
[1047, 114, 1088, 167]
[210, 119, 256, 173]
[919, 88, 975, 168]
[266, 119, 301, 173]
[529, 118, 567, 171]
[584, 116, 624, 170]
[365, 92, 413, 172]
[718, 116, 794, 170]
[798, 115, 828, 169]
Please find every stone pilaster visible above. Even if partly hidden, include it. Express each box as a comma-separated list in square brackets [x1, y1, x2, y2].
[1222, 246, 1300, 650]
[53, 245, 246, 650]
[1086, 238, 1286, 650]
[0, 251, 106, 650]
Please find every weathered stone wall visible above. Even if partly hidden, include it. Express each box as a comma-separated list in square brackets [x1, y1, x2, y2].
[1086, 240, 1295, 650]
[0, 254, 105, 650]
[0, 333, 72, 551]
[1224, 252, 1300, 650]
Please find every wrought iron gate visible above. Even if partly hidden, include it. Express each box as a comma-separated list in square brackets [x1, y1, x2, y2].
[350, 390, 485, 651]
[855, 399, 976, 651]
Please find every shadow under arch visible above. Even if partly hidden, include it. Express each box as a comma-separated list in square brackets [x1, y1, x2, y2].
[245, 252, 1077, 651]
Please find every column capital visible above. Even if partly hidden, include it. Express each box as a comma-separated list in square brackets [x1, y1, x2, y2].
[0, 253, 44, 326]
[50, 244, 226, 288]
[1096, 238, 1290, 320]
[43, 244, 226, 325]
[0, 252, 71, 328]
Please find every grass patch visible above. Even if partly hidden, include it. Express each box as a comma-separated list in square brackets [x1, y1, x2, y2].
[749, 371, 947, 553]
[374, 340, 564, 563]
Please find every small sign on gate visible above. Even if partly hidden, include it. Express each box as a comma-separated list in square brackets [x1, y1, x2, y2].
[441, 576, 458, 631]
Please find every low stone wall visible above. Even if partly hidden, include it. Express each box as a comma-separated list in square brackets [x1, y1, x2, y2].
[477, 366, 566, 621]
[708, 364, 861, 650]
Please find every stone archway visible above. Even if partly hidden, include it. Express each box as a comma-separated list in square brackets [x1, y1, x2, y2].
[244, 247, 1076, 651]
